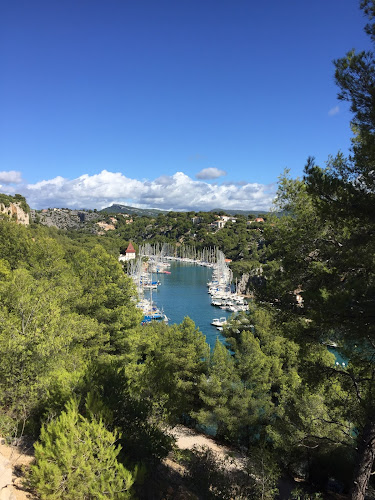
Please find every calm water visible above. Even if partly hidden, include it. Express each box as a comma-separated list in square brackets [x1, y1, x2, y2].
[144, 261, 231, 349]
[143, 261, 347, 369]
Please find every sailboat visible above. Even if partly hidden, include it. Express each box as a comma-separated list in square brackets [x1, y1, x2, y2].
[141, 267, 168, 325]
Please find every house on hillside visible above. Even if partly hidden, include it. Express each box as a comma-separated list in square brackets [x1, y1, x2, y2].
[248, 217, 265, 225]
[119, 242, 137, 262]
[212, 215, 237, 230]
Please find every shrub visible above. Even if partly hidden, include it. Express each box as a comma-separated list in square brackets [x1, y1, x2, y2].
[30, 399, 134, 499]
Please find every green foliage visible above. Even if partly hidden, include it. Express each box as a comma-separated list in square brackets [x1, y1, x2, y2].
[123, 318, 209, 421]
[290, 488, 323, 500]
[85, 362, 174, 467]
[254, 172, 361, 457]
[254, 6, 375, 489]
[0, 266, 106, 427]
[95, 207, 270, 265]
[195, 308, 305, 448]
[0, 192, 30, 213]
[14, 193, 30, 213]
[194, 340, 242, 440]
[71, 244, 142, 354]
[0, 219, 32, 269]
[0, 193, 14, 207]
[31, 399, 134, 499]
[0, 259, 11, 280]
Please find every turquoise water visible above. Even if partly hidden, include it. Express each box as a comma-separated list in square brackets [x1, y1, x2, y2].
[144, 261, 231, 349]
[328, 347, 348, 367]
[144, 261, 348, 371]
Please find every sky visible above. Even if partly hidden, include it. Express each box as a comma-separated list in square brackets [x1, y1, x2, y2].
[0, 0, 372, 211]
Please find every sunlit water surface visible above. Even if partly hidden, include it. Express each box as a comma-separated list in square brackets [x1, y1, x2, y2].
[144, 261, 232, 349]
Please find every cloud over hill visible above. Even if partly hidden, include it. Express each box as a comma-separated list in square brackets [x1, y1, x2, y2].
[2, 170, 276, 211]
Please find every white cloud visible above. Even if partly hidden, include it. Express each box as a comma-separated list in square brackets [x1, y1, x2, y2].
[196, 167, 227, 179]
[0, 170, 22, 184]
[17, 170, 276, 211]
[328, 105, 340, 116]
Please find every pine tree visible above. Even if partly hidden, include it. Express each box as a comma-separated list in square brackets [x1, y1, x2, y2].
[31, 399, 134, 499]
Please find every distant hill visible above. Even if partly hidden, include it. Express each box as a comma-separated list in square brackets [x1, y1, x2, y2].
[100, 204, 168, 217]
[100, 204, 275, 218]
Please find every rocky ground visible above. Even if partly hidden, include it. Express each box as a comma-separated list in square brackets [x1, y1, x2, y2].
[168, 425, 246, 471]
[0, 439, 35, 500]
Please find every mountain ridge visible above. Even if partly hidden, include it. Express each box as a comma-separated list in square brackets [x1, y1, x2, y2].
[100, 203, 271, 217]
[99, 204, 168, 216]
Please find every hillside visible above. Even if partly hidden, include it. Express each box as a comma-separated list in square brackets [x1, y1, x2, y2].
[101, 204, 272, 218]
[100, 203, 168, 217]
[30, 208, 101, 231]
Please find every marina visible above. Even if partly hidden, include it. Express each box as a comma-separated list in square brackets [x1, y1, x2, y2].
[142, 260, 233, 348]
[123, 244, 250, 348]
[125, 249, 345, 364]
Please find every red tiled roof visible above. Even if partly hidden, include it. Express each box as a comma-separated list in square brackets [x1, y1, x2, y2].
[125, 242, 136, 253]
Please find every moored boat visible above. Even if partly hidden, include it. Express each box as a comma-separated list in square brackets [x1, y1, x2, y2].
[211, 317, 228, 328]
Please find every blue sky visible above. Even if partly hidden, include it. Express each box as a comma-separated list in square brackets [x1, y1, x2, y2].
[0, 0, 372, 210]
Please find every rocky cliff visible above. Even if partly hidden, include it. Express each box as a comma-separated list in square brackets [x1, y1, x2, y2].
[31, 208, 101, 231]
[0, 202, 30, 226]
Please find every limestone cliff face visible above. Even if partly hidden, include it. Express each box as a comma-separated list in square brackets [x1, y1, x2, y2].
[0, 202, 30, 225]
[31, 208, 100, 231]
[237, 273, 250, 295]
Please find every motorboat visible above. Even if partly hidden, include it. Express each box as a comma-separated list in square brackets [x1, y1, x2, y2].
[211, 317, 227, 328]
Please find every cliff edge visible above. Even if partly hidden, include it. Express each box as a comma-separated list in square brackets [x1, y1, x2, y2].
[0, 195, 30, 226]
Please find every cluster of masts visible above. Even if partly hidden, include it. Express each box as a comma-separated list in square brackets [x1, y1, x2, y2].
[127, 244, 225, 297]
[127, 255, 168, 325]
[138, 243, 223, 266]
[125, 244, 249, 329]
[208, 259, 249, 330]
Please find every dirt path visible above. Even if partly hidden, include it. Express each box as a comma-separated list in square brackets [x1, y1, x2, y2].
[168, 425, 247, 471]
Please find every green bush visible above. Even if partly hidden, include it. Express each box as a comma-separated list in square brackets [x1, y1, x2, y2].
[30, 399, 134, 499]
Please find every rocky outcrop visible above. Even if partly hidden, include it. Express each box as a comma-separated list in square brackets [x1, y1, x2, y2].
[96, 221, 116, 231]
[0, 203, 29, 226]
[237, 273, 250, 295]
[31, 208, 100, 231]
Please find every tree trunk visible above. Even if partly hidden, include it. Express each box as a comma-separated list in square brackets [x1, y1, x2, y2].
[351, 416, 375, 500]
